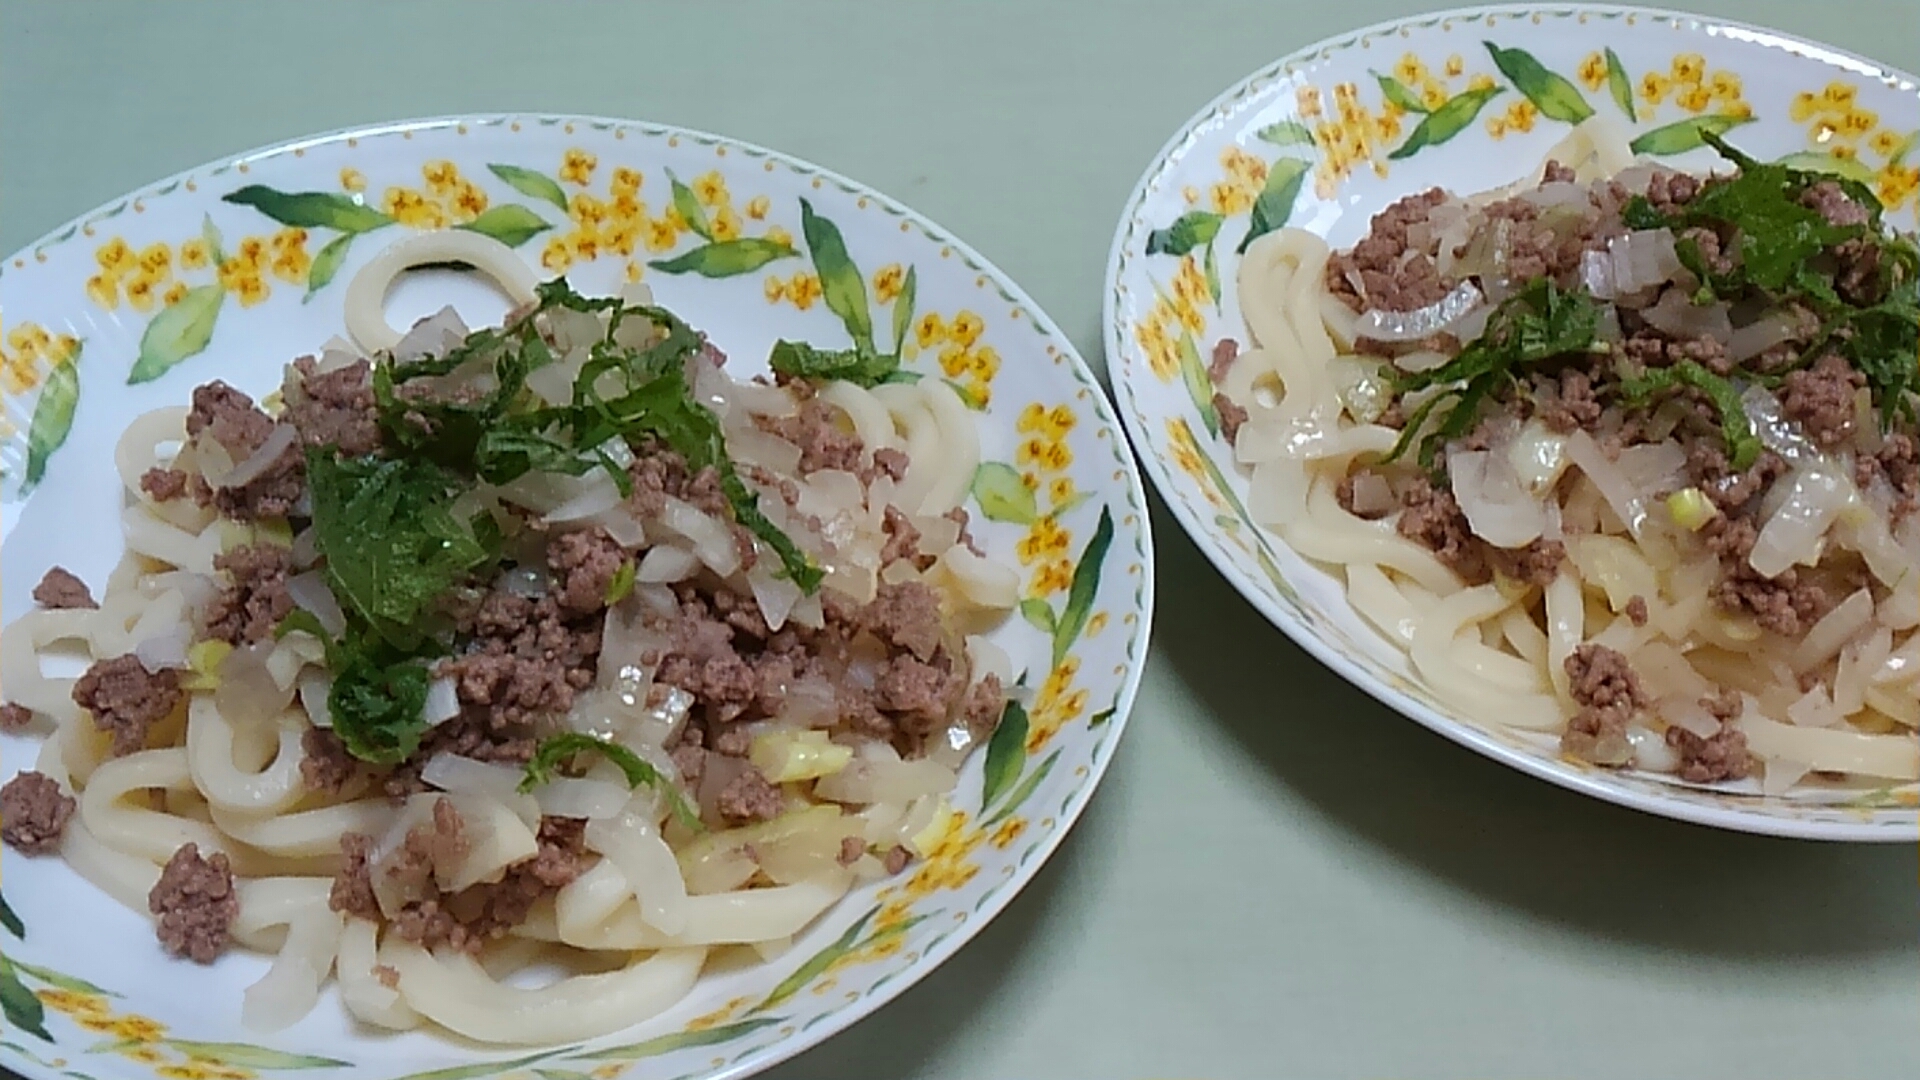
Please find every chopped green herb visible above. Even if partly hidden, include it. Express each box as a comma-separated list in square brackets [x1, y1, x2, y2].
[520, 733, 702, 830]
[767, 340, 901, 388]
[604, 560, 637, 606]
[270, 609, 440, 766]
[1617, 360, 1762, 470]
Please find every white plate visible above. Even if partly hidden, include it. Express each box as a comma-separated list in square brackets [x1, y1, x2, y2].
[0, 114, 1153, 1080]
[1105, 3, 1918, 841]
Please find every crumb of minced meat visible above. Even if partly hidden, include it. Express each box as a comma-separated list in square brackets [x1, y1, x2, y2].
[1779, 354, 1866, 450]
[149, 843, 239, 964]
[204, 544, 296, 645]
[284, 357, 383, 456]
[884, 845, 913, 875]
[1560, 644, 1647, 767]
[300, 727, 359, 795]
[0, 703, 35, 733]
[374, 964, 401, 989]
[1213, 393, 1249, 445]
[716, 768, 785, 825]
[73, 655, 183, 757]
[140, 467, 190, 502]
[1625, 596, 1649, 627]
[1666, 689, 1755, 783]
[1, 771, 76, 855]
[547, 528, 630, 615]
[838, 836, 866, 866]
[32, 566, 97, 610]
[1208, 338, 1239, 384]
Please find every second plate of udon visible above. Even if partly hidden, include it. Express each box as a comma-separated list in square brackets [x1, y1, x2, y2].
[0, 115, 1151, 1080]
[1106, 3, 1919, 840]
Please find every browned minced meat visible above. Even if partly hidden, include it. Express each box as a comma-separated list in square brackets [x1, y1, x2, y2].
[670, 744, 708, 788]
[1486, 539, 1565, 588]
[717, 768, 784, 824]
[1395, 476, 1487, 582]
[185, 381, 306, 521]
[1800, 179, 1871, 228]
[872, 447, 910, 483]
[945, 507, 984, 557]
[880, 506, 926, 568]
[1625, 596, 1650, 627]
[1537, 369, 1603, 434]
[1208, 338, 1239, 385]
[1326, 188, 1452, 313]
[0, 704, 33, 732]
[32, 567, 96, 610]
[73, 655, 182, 757]
[1, 771, 75, 855]
[1645, 169, 1701, 212]
[1857, 433, 1920, 517]
[838, 836, 866, 866]
[140, 467, 190, 502]
[149, 843, 238, 964]
[884, 845, 913, 875]
[300, 727, 360, 795]
[1213, 393, 1249, 445]
[1714, 563, 1828, 637]
[765, 397, 868, 477]
[204, 544, 295, 645]
[1666, 689, 1755, 783]
[1541, 159, 1577, 184]
[547, 528, 631, 616]
[1780, 353, 1868, 451]
[284, 357, 382, 456]
[627, 443, 730, 519]
[1833, 236, 1885, 305]
[438, 589, 602, 731]
[1561, 644, 1647, 767]
[1688, 445, 1788, 517]
[863, 581, 944, 662]
[332, 804, 590, 953]
[877, 657, 965, 730]
[961, 673, 1007, 743]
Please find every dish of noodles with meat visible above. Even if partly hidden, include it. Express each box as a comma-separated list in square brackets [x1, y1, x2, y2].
[1215, 124, 1920, 794]
[0, 229, 1022, 1046]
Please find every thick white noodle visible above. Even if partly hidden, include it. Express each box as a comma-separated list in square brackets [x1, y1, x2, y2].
[337, 919, 423, 1031]
[343, 230, 540, 353]
[545, 870, 851, 950]
[114, 406, 189, 497]
[185, 700, 308, 815]
[384, 941, 706, 1045]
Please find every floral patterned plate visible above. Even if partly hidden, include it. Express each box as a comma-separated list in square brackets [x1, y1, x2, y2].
[1105, 3, 1919, 841]
[0, 115, 1153, 1080]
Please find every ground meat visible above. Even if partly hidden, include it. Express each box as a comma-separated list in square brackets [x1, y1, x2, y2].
[1541, 159, 1577, 184]
[945, 507, 983, 556]
[838, 836, 866, 866]
[439, 590, 601, 730]
[0, 704, 33, 732]
[1486, 539, 1565, 587]
[1666, 690, 1755, 783]
[329, 833, 379, 919]
[1670, 333, 1732, 376]
[1779, 354, 1866, 449]
[961, 673, 1007, 742]
[0, 771, 75, 855]
[876, 657, 964, 734]
[521, 817, 590, 888]
[1645, 169, 1700, 212]
[716, 768, 784, 824]
[1538, 369, 1603, 433]
[884, 845, 913, 875]
[765, 398, 867, 476]
[1680, 226, 1736, 277]
[1395, 476, 1486, 582]
[1714, 564, 1828, 636]
[1561, 644, 1646, 767]
[1208, 338, 1239, 384]
[862, 582, 944, 662]
[1625, 596, 1649, 627]
[1861, 433, 1920, 516]
[872, 447, 910, 482]
[671, 744, 708, 789]
[548, 528, 630, 616]
[627, 445, 729, 519]
[1688, 445, 1787, 516]
[73, 655, 183, 757]
[300, 727, 359, 795]
[285, 357, 382, 455]
[205, 544, 295, 645]
[140, 467, 190, 502]
[1326, 188, 1452, 312]
[1800, 179, 1871, 228]
[880, 506, 925, 567]
[1833, 236, 1885, 305]
[185, 381, 306, 521]
[32, 567, 96, 610]
[149, 843, 238, 963]
[373, 964, 400, 989]
[1213, 393, 1249, 445]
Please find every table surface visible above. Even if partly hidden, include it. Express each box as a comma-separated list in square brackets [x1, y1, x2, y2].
[5, 1, 1919, 1077]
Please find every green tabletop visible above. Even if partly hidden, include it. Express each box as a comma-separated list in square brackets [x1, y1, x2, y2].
[5, 2, 1918, 1077]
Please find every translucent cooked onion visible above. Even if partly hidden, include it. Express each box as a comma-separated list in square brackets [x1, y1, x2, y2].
[534, 776, 631, 821]
[207, 424, 299, 490]
[775, 675, 837, 728]
[1728, 311, 1800, 362]
[544, 477, 624, 525]
[135, 630, 192, 672]
[748, 560, 804, 632]
[1565, 432, 1684, 539]
[217, 642, 296, 724]
[286, 571, 348, 638]
[1446, 447, 1547, 549]
[812, 745, 957, 806]
[1641, 287, 1732, 342]
[423, 678, 462, 726]
[1792, 588, 1874, 672]
[1751, 464, 1852, 579]
[638, 544, 701, 584]
[298, 671, 333, 729]
[392, 307, 472, 362]
[658, 499, 739, 576]
[421, 754, 524, 802]
[1739, 385, 1820, 464]
[1505, 419, 1570, 498]
[1581, 229, 1681, 299]
[1357, 280, 1486, 342]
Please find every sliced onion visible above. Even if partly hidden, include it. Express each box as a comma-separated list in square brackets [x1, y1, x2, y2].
[1505, 419, 1571, 498]
[534, 776, 631, 821]
[1641, 287, 1732, 343]
[1751, 464, 1853, 579]
[299, 671, 333, 728]
[420, 753, 525, 802]
[544, 476, 624, 525]
[776, 676, 838, 729]
[1663, 698, 1725, 739]
[1344, 472, 1397, 517]
[135, 630, 192, 672]
[1446, 447, 1546, 549]
[423, 678, 462, 726]
[1792, 588, 1874, 672]
[586, 508, 647, 550]
[657, 498, 739, 577]
[638, 544, 701, 584]
[1583, 229, 1682, 299]
[1564, 432, 1683, 538]
[1728, 311, 1799, 363]
[748, 560, 804, 632]
[1739, 385, 1820, 465]
[813, 745, 958, 805]
[208, 424, 299, 490]
[286, 572, 348, 638]
[393, 307, 471, 364]
[1358, 280, 1485, 342]
[217, 641, 297, 724]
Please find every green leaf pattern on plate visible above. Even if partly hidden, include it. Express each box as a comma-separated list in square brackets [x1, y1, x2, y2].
[1390, 85, 1505, 160]
[222, 186, 394, 233]
[0, 955, 51, 1043]
[1630, 113, 1755, 156]
[128, 284, 222, 384]
[571, 1020, 783, 1062]
[980, 700, 1031, 811]
[668, 172, 713, 241]
[486, 163, 571, 212]
[798, 198, 875, 353]
[649, 237, 797, 277]
[1605, 47, 1636, 121]
[23, 346, 79, 490]
[303, 233, 354, 300]
[457, 204, 553, 248]
[1484, 42, 1593, 123]
[971, 462, 1038, 524]
[161, 1041, 350, 1070]
[1145, 211, 1224, 256]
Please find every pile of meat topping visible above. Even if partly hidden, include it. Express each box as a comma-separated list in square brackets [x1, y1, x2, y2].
[1216, 141, 1920, 778]
[2, 290, 1012, 963]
